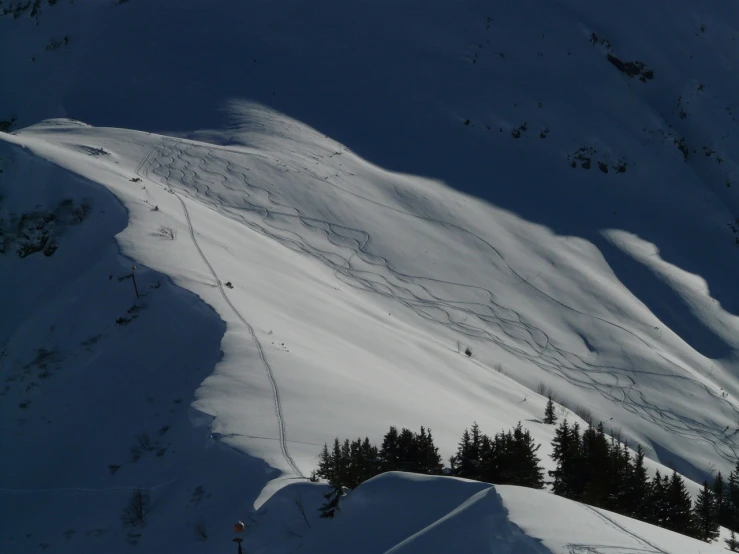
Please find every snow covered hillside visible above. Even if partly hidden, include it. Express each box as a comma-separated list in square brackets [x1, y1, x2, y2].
[2, 0, 739, 552]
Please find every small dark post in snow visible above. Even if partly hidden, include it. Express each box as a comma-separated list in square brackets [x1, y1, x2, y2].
[118, 265, 139, 298]
[131, 266, 139, 298]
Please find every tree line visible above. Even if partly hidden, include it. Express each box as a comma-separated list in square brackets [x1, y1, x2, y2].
[313, 421, 545, 518]
[312, 426, 444, 517]
[543, 394, 737, 547]
[313, 398, 738, 548]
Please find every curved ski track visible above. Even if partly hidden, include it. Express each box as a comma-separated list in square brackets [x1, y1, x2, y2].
[138, 140, 305, 479]
[138, 137, 739, 463]
[566, 505, 670, 554]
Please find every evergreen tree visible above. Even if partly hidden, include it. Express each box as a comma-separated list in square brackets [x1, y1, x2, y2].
[713, 471, 732, 529]
[451, 424, 483, 479]
[381, 426, 443, 476]
[727, 530, 739, 552]
[319, 436, 382, 490]
[360, 437, 382, 480]
[348, 438, 363, 487]
[380, 426, 400, 472]
[693, 481, 720, 542]
[549, 420, 582, 499]
[331, 438, 345, 485]
[495, 430, 516, 484]
[544, 394, 557, 425]
[579, 423, 610, 507]
[345, 437, 381, 488]
[478, 432, 497, 482]
[647, 470, 670, 527]
[396, 428, 418, 471]
[339, 439, 352, 485]
[664, 471, 694, 535]
[728, 463, 739, 531]
[319, 485, 346, 519]
[608, 439, 632, 512]
[510, 422, 544, 488]
[415, 427, 443, 475]
[625, 444, 650, 520]
[316, 442, 333, 481]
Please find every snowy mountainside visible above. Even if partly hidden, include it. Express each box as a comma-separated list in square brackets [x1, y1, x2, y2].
[2, 0, 739, 552]
[0, 111, 728, 553]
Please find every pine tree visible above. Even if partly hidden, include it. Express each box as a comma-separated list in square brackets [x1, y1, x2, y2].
[714, 471, 732, 529]
[579, 423, 610, 507]
[608, 439, 632, 512]
[727, 530, 739, 552]
[348, 438, 363, 488]
[665, 471, 694, 535]
[319, 485, 346, 519]
[625, 444, 650, 520]
[316, 443, 333, 481]
[495, 430, 516, 484]
[647, 470, 670, 527]
[360, 437, 382, 481]
[478, 433, 497, 482]
[415, 427, 443, 475]
[396, 427, 418, 471]
[693, 481, 720, 542]
[339, 439, 352, 485]
[331, 438, 345, 486]
[468, 422, 483, 477]
[728, 463, 739, 531]
[511, 422, 544, 488]
[452, 424, 483, 479]
[544, 394, 557, 425]
[380, 426, 400, 472]
[549, 420, 582, 499]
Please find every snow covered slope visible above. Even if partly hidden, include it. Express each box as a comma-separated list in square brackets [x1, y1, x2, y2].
[250, 473, 726, 554]
[2, 0, 739, 552]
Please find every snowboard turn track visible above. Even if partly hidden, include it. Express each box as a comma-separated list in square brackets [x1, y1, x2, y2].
[136, 136, 739, 466]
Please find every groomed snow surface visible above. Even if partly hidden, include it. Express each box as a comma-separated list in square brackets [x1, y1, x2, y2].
[3, 0, 739, 552]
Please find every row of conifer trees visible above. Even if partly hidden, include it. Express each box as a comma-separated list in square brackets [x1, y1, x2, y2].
[544, 418, 724, 544]
[314, 416, 739, 548]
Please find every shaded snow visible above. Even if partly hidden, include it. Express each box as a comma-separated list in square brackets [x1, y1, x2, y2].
[2, 0, 739, 552]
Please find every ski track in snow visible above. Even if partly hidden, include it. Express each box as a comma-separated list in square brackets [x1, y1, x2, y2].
[136, 137, 739, 464]
[138, 139, 305, 480]
[567, 544, 664, 554]
[570, 504, 670, 554]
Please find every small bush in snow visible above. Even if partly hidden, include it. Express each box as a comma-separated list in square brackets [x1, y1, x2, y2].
[156, 226, 176, 240]
[574, 404, 593, 424]
[193, 519, 208, 541]
[0, 115, 17, 132]
[536, 382, 552, 397]
[121, 489, 150, 528]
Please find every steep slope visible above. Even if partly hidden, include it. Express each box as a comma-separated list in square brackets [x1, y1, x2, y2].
[2, 0, 739, 552]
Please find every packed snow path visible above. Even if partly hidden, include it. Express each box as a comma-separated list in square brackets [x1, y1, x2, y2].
[137, 140, 305, 479]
